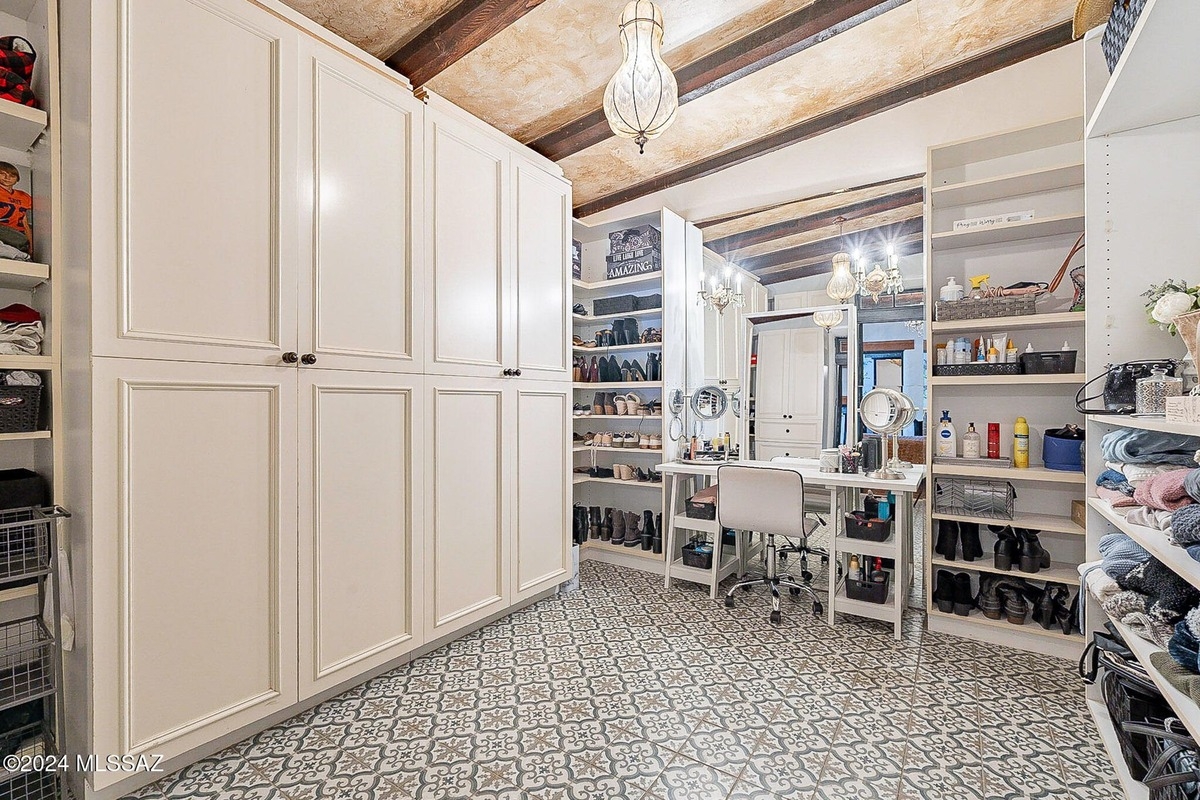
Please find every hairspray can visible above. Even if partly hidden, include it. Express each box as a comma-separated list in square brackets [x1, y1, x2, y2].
[987, 423, 1000, 459]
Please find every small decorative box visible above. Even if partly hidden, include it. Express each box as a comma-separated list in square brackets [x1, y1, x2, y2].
[1165, 395, 1200, 426]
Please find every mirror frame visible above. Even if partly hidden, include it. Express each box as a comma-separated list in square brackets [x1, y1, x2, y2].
[737, 304, 859, 462]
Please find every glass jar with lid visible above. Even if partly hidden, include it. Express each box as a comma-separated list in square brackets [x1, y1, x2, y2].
[1136, 366, 1184, 415]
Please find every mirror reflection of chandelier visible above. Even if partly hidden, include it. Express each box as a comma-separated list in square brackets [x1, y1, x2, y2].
[824, 216, 905, 303]
[698, 265, 745, 313]
[813, 308, 844, 330]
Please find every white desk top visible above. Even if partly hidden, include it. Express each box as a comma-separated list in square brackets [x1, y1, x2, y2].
[655, 458, 926, 493]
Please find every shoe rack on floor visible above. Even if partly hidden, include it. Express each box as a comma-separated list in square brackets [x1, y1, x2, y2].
[1080, 7, 1200, 797]
[922, 117, 1088, 659]
[571, 209, 691, 573]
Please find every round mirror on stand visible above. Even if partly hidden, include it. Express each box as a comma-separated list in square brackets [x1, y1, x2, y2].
[858, 388, 916, 480]
[690, 385, 728, 421]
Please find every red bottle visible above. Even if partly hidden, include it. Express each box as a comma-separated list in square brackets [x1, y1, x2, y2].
[987, 423, 1000, 459]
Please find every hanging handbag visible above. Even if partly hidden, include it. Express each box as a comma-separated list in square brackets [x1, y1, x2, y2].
[0, 36, 37, 108]
[1123, 718, 1200, 800]
[1076, 359, 1179, 414]
[1080, 622, 1137, 684]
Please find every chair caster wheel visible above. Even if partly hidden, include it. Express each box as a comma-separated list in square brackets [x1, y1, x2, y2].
[821, 555, 829, 565]
[724, 596, 734, 608]
[801, 570, 814, 583]
[778, 552, 788, 561]
[813, 602, 823, 616]
[770, 611, 781, 625]
[742, 585, 752, 592]
[789, 587, 801, 596]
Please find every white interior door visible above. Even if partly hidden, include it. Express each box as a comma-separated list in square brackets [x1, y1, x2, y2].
[298, 370, 423, 698]
[89, 358, 297, 789]
[425, 376, 509, 638]
[786, 328, 827, 451]
[97, 0, 298, 366]
[425, 110, 509, 378]
[512, 160, 570, 379]
[512, 383, 570, 600]
[754, 329, 791, 419]
[298, 42, 423, 373]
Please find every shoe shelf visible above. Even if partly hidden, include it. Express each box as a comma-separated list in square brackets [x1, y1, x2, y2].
[929, 311, 1084, 334]
[932, 462, 1086, 485]
[573, 381, 663, 389]
[581, 540, 662, 561]
[1089, 498, 1200, 592]
[573, 308, 663, 325]
[928, 608, 1083, 640]
[572, 476, 663, 490]
[575, 415, 663, 421]
[0, 259, 49, 291]
[1086, 698, 1150, 800]
[929, 557, 1081, 586]
[928, 373, 1085, 387]
[931, 510, 1084, 536]
[1090, 415, 1200, 437]
[573, 273, 662, 293]
[572, 446, 663, 454]
[573, 343, 662, 353]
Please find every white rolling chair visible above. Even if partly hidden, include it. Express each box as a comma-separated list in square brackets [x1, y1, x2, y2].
[717, 464, 824, 624]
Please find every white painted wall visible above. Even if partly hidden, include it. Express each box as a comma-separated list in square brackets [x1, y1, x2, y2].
[583, 42, 1085, 229]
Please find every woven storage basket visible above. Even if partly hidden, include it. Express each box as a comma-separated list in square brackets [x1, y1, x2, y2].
[935, 295, 1035, 321]
[0, 385, 40, 434]
[933, 363, 1023, 377]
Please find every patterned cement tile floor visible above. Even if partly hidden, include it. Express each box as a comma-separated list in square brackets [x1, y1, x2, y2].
[128, 560, 1119, 800]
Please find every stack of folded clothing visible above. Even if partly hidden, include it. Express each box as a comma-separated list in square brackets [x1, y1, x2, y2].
[1103, 429, 1200, 468]
[1149, 606, 1200, 705]
[0, 304, 42, 356]
[1098, 532, 1151, 580]
[1090, 555, 1200, 648]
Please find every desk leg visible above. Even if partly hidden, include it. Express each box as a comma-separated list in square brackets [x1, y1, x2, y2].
[826, 487, 841, 627]
[663, 474, 678, 589]
[893, 491, 912, 641]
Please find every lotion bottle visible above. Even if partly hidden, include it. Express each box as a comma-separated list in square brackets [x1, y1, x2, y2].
[936, 410, 958, 457]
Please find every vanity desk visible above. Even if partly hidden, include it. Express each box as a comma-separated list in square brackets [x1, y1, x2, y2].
[656, 458, 925, 639]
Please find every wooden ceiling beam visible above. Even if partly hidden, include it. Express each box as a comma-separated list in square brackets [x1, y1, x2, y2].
[385, 0, 548, 89]
[574, 20, 1073, 219]
[696, 173, 923, 229]
[527, 0, 908, 161]
[708, 186, 924, 255]
[741, 217, 923, 274]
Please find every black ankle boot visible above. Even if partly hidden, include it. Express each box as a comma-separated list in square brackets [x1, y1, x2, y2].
[652, 513, 663, 554]
[573, 506, 587, 544]
[1059, 589, 1079, 635]
[959, 522, 983, 562]
[952, 572, 974, 616]
[588, 506, 601, 539]
[934, 569, 955, 614]
[1032, 584, 1056, 630]
[935, 520, 959, 561]
[601, 508, 614, 541]
[992, 525, 1018, 570]
[641, 510, 655, 550]
[976, 575, 1004, 620]
[1017, 529, 1051, 574]
[612, 319, 627, 346]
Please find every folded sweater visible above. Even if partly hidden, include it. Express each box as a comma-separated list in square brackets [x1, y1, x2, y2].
[1171, 505, 1200, 545]
[1134, 469, 1197, 511]
[1119, 557, 1200, 625]
[1188, 469, 1200, 503]
[1101, 429, 1200, 467]
[1099, 532, 1151, 580]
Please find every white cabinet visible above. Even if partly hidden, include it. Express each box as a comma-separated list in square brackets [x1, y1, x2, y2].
[512, 383, 571, 601]
[297, 41, 424, 374]
[754, 327, 826, 458]
[513, 159, 571, 380]
[297, 371, 424, 698]
[88, 357, 299, 788]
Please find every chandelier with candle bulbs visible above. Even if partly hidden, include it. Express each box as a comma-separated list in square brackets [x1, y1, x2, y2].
[698, 265, 745, 314]
[824, 217, 905, 303]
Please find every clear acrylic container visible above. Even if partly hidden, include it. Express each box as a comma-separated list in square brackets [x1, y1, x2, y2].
[1136, 366, 1183, 415]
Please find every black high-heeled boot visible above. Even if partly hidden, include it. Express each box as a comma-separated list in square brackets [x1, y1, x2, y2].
[952, 572, 974, 616]
[935, 520, 959, 561]
[601, 508, 614, 541]
[1017, 529, 1051, 574]
[646, 352, 661, 382]
[588, 506, 601, 539]
[612, 319, 627, 346]
[629, 359, 648, 381]
[652, 514, 662, 554]
[622, 317, 639, 345]
[641, 510, 655, 550]
[620, 359, 632, 381]
[934, 569, 955, 614]
[1059, 589, 1079, 635]
[573, 506, 587, 544]
[959, 522, 983, 562]
[992, 525, 1018, 570]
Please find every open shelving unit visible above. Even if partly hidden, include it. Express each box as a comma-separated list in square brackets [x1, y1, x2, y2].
[923, 116, 1088, 658]
[1080, 5, 1200, 793]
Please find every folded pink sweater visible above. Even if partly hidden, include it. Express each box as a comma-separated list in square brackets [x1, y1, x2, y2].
[1098, 486, 1139, 508]
[1134, 469, 1197, 512]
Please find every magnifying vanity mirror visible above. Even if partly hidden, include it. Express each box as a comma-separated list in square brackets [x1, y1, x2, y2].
[690, 385, 728, 421]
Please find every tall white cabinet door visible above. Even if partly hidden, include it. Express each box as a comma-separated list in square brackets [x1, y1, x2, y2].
[297, 371, 423, 699]
[424, 376, 510, 638]
[89, 358, 298, 789]
[425, 110, 510, 378]
[512, 383, 570, 601]
[96, 0, 298, 367]
[754, 329, 791, 420]
[297, 43, 424, 373]
[512, 160, 570, 379]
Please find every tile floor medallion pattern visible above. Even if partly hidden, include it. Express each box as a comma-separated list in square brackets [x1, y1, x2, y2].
[127, 522, 1119, 800]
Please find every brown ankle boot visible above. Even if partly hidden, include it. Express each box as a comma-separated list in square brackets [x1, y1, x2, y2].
[611, 509, 625, 545]
[623, 511, 641, 547]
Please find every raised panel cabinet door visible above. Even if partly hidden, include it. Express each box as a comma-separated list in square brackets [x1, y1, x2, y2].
[97, 0, 298, 366]
[298, 371, 423, 699]
[753, 329, 791, 420]
[512, 383, 570, 600]
[424, 377, 509, 638]
[425, 110, 509, 378]
[512, 160, 570, 379]
[298, 42, 424, 373]
[89, 358, 298, 790]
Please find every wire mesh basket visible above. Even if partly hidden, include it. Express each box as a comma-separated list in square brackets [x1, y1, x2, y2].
[0, 508, 62, 585]
[934, 477, 1016, 520]
[0, 619, 54, 714]
[0, 721, 58, 800]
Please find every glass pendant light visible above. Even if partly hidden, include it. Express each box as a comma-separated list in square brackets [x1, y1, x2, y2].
[813, 308, 844, 330]
[603, 1, 678, 154]
[825, 217, 857, 302]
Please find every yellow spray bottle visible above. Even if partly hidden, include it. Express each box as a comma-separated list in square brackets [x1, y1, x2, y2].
[1013, 416, 1030, 469]
[967, 274, 990, 300]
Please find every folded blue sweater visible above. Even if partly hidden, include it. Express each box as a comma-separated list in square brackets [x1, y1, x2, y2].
[1101, 429, 1200, 467]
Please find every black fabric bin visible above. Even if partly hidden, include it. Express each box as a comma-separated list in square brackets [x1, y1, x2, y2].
[0, 470, 46, 510]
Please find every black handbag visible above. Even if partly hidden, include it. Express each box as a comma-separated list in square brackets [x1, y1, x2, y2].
[1080, 622, 1138, 684]
[1124, 719, 1200, 800]
[1076, 359, 1178, 415]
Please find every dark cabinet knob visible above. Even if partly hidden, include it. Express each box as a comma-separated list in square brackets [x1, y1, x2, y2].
[514, 369, 522, 377]
[502, 368, 514, 376]
[282, 352, 299, 364]
[300, 353, 317, 365]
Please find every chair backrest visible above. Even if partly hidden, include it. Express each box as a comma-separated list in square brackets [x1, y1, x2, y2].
[716, 464, 807, 536]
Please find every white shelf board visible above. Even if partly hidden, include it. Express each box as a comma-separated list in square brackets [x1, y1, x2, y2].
[931, 510, 1083, 536]
[572, 446, 662, 454]
[930, 214, 1085, 252]
[0, 259, 48, 291]
[573, 342, 662, 353]
[0, 583, 37, 603]
[575, 415, 662, 421]
[1092, 415, 1200, 437]
[0, 99, 46, 152]
[927, 608, 1083, 641]
[929, 373, 1084, 387]
[929, 556, 1080, 586]
[0, 0, 37, 19]
[1089, 497, 1200, 592]
[0, 355, 51, 370]
[1102, 614, 1200, 745]
[931, 162, 1084, 206]
[669, 552, 740, 586]
[573, 381, 662, 389]
[1086, 0, 1200, 138]
[833, 535, 898, 559]
[833, 581, 896, 622]
[671, 513, 719, 535]
[581, 540, 662, 561]
[930, 311, 1084, 334]
[1086, 699, 1150, 800]
[932, 462, 1086, 485]
[572, 476, 663, 490]
[0, 430, 49, 442]
[573, 273, 662, 294]
[574, 308, 663, 324]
